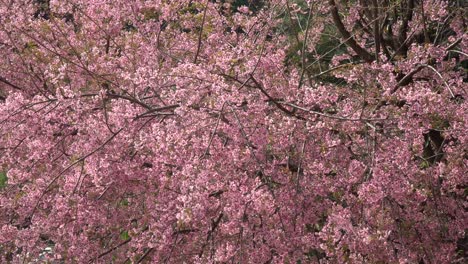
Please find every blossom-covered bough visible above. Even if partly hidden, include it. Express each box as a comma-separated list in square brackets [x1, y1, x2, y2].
[0, 0, 466, 263]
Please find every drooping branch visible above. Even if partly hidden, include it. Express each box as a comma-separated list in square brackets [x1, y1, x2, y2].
[419, 63, 455, 98]
[391, 63, 456, 98]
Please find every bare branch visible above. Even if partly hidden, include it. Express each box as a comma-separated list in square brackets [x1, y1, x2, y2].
[194, 0, 209, 64]
[419, 63, 455, 98]
[0, 76, 23, 90]
[283, 102, 392, 122]
[249, 75, 305, 120]
[391, 64, 424, 94]
[201, 102, 226, 159]
[90, 238, 132, 263]
[30, 127, 124, 220]
[329, 0, 374, 62]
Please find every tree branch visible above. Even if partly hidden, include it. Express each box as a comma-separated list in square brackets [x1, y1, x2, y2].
[0, 76, 23, 90]
[249, 75, 305, 120]
[30, 128, 124, 220]
[194, 0, 209, 64]
[397, 0, 414, 56]
[391, 64, 424, 94]
[329, 0, 374, 62]
[90, 238, 131, 263]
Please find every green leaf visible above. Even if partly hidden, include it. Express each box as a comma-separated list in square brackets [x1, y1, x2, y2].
[419, 160, 430, 169]
[119, 198, 129, 207]
[0, 171, 7, 189]
[120, 230, 130, 241]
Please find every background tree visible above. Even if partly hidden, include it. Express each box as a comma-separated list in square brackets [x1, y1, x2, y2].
[0, 0, 466, 263]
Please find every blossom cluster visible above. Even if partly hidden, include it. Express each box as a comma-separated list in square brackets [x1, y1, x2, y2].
[0, 0, 466, 263]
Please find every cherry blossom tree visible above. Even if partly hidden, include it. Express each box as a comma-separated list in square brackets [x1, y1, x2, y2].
[0, 0, 466, 263]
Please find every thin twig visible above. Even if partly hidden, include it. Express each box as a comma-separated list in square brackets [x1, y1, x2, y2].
[0, 76, 23, 90]
[134, 104, 180, 119]
[391, 64, 424, 94]
[201, 102, 226, 159]
[249, 75, 305, 120]
[284, 102, 392, 122]
[418, 63, 455, 98]
[194, 0, 209, 64]
[30, 128, 124, 219]
[136, 248, 154, 263]
[298, 6, 313, 89]
[296, 138, 307, 192]
[90, 238, 132, 263]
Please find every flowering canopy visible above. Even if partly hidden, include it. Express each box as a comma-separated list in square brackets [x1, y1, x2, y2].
[0, 0, 466, 263]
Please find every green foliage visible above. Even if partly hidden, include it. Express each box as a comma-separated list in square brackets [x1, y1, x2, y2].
[0, 171, 7, 189]
[120, 230, 130, 241]
[429, 114, 450, 130]
[278, 1, 347, 85]
[119, 198, 129, 207]
[314, 25, 347, 62]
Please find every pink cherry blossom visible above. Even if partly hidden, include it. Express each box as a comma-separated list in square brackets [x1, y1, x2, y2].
[0, 0, 466, 263]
